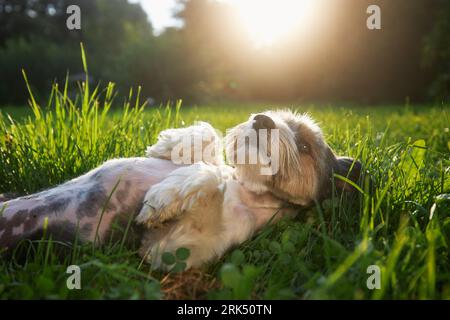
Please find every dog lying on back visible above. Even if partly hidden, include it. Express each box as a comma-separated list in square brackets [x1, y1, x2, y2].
[0, 110, 361, 269]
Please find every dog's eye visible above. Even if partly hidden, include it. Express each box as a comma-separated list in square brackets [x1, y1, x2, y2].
[298, 143, 309, 153]
[295, 133, 311, 153]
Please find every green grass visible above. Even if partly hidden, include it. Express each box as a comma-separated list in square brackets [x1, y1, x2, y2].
[0, 72, 449, 299]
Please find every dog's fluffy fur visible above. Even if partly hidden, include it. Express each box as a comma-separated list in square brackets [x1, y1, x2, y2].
[0, 110, 361, 269]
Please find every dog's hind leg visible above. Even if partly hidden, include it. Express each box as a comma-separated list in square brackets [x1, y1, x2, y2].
[0, 190, 76, 249]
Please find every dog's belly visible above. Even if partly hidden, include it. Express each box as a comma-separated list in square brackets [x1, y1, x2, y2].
[0, 157, 182, 248]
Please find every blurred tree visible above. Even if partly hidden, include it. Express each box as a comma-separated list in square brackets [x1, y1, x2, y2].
[169, 0, 442, 103]
[0, 0, 154, 104]
[423, 0, 450, 102]
[0, 0, 95, 45]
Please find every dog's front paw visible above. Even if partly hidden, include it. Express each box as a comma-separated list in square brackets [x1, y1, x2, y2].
[135, 201, 156, 227]
[136, 189, 180, 227]
[135, 162, 225, 228]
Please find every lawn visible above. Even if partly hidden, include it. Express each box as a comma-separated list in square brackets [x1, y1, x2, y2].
[0, 79, 449, 299]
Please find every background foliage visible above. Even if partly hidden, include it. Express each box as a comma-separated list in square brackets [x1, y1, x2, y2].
[0, 0, 449, 105]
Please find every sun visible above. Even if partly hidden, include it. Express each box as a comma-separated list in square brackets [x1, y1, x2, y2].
[226, 0, 316, 47]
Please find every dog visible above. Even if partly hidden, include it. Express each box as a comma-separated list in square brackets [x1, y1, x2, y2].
[0, 110, 361, 269]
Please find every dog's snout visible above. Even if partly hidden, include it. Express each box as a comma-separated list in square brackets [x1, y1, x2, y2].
[253, 114, 276, 130]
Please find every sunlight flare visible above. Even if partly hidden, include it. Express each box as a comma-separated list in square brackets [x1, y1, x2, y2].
[226, 0, 317, 46]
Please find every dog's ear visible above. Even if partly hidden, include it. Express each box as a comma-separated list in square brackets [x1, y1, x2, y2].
[333, 157, 363, 192]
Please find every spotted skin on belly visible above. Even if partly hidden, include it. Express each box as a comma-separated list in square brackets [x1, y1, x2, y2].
[0, 157, 181, 250]
[76, 184, 110, 219]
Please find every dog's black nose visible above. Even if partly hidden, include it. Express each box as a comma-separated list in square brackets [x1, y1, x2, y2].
[253, 114, 276, 130]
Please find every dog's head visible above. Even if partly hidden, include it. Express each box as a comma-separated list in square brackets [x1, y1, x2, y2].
[225, 110, 362, 206]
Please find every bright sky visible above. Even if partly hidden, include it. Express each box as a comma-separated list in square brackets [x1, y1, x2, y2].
[132, 0, 318, 46]
[130, 0, 182, 34]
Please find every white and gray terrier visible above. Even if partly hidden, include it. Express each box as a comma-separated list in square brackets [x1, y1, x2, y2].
[0, 110, 361, 269]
